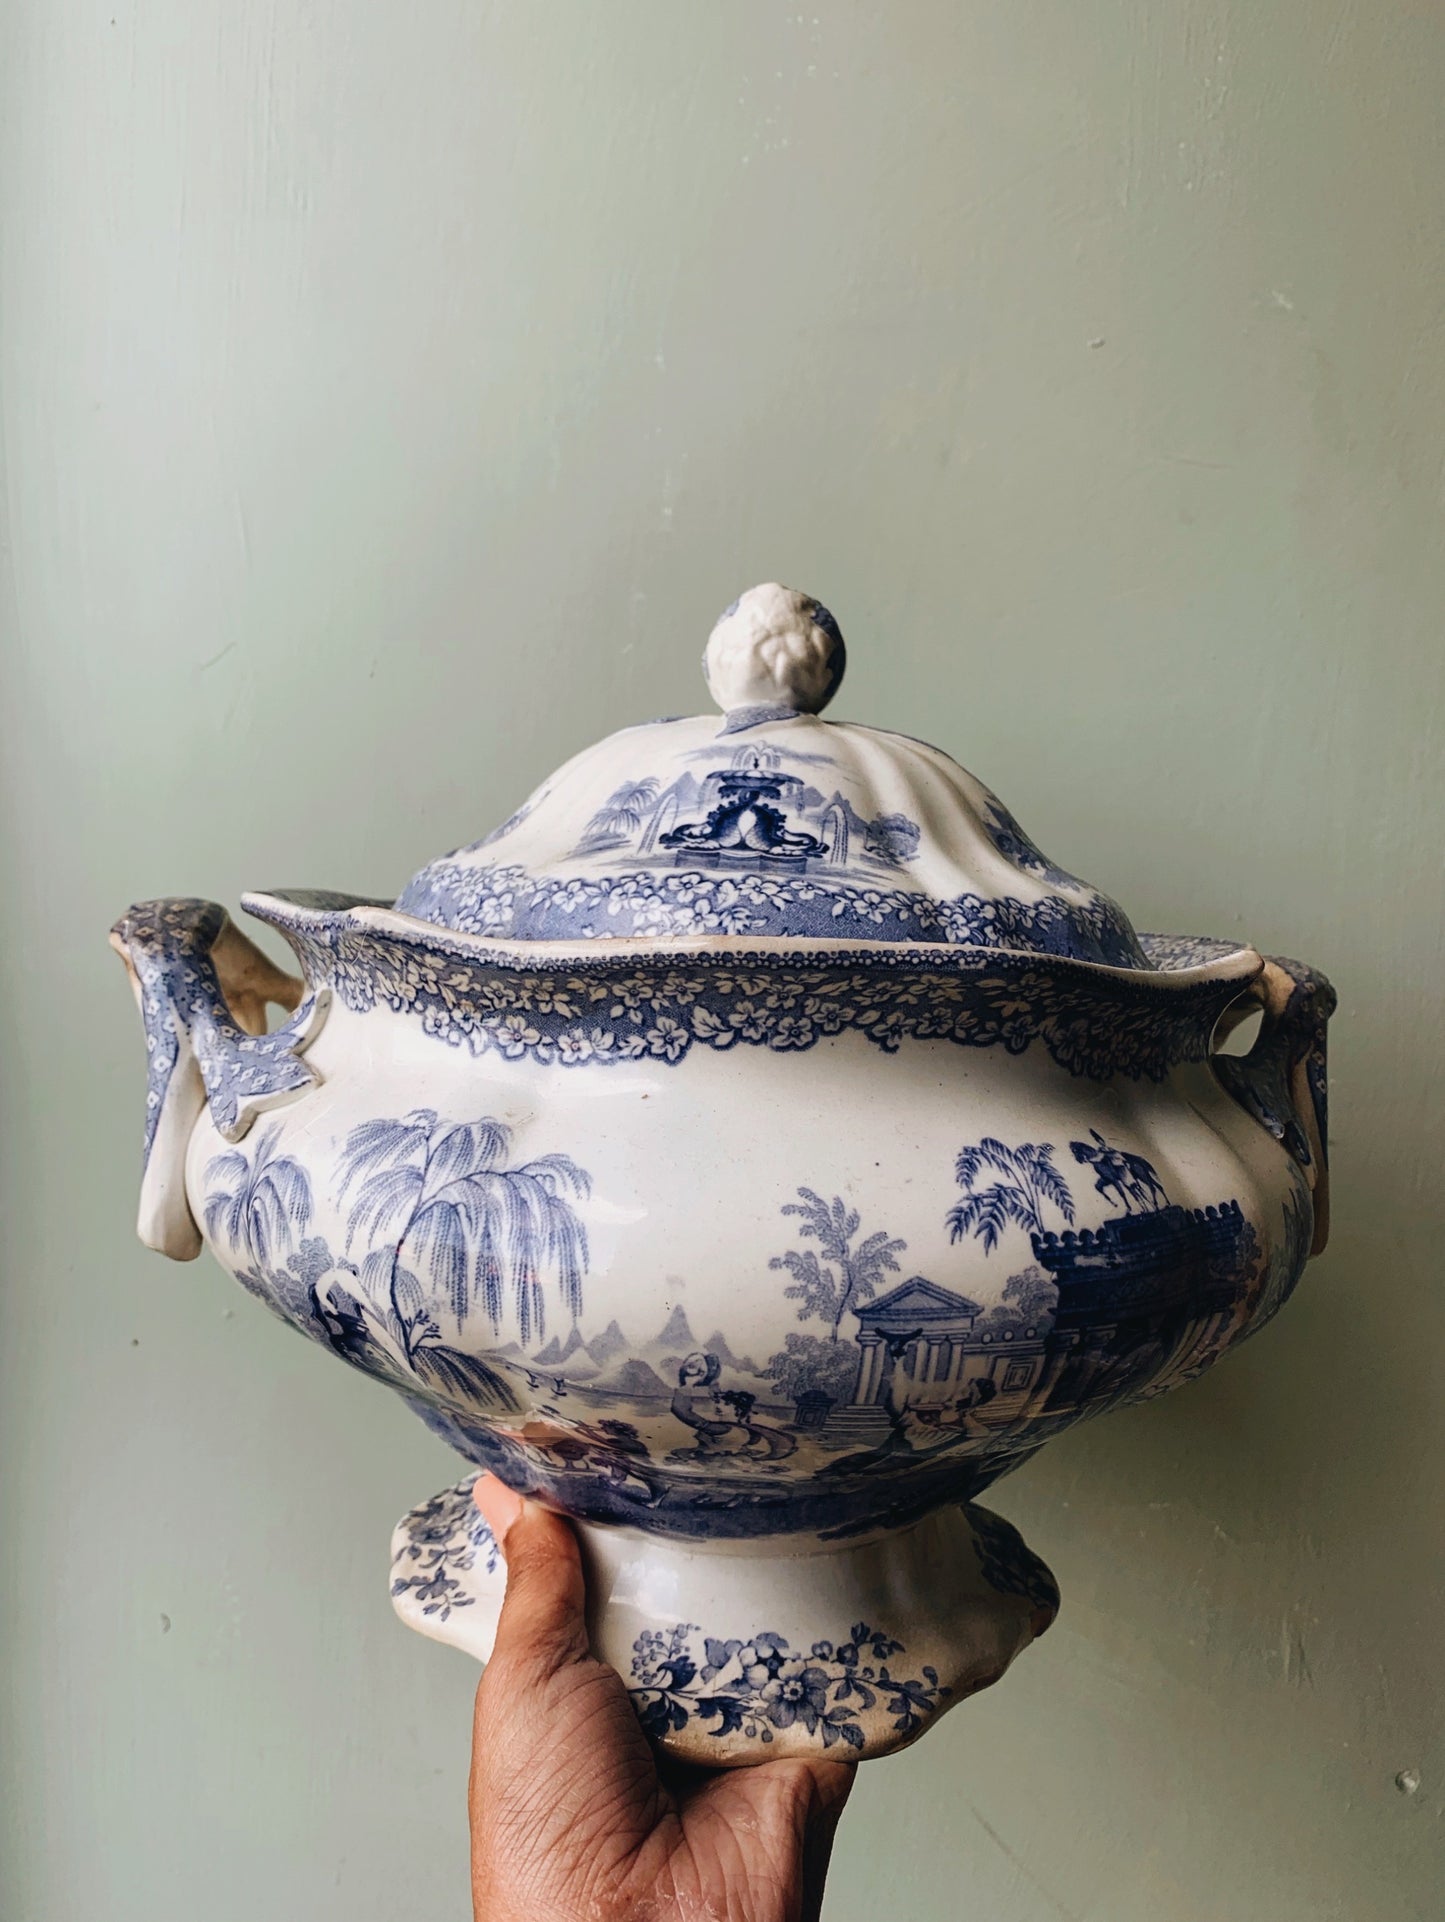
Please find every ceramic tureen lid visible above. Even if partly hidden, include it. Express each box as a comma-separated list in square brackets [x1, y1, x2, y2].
[397, 583, 1152, 968]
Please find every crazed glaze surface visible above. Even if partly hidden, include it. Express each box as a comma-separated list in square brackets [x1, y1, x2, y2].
[110, 586, 1335, 1761]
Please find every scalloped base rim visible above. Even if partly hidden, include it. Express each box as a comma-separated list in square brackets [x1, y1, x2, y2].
[390, 1477, 1060, 1765]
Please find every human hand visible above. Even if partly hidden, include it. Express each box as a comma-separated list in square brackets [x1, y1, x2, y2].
[468, 1474, 857, 1922]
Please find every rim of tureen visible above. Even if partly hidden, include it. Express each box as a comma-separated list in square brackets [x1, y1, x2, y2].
[241, 889, 1265, 990]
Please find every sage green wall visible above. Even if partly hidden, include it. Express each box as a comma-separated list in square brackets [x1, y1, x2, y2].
[3, 4, 1441, 1918]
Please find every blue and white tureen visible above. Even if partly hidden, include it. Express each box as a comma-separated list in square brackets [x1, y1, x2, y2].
[112, 584, 1335, 1764]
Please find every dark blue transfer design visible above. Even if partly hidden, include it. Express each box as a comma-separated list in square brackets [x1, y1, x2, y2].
[111, 894, 1332, 1376]
[660, 762, 832, 862]
[109, 586, 1337, 1748]
[630, 1619, 948, 1750]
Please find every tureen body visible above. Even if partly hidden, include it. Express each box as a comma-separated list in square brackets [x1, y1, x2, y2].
[112, 586, 1334, 1762]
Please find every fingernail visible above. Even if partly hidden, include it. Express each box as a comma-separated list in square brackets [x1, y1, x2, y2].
[472, 1474, 524, 1552]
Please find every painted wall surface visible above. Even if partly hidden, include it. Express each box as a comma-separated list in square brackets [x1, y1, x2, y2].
[2, 5, 1442, 1918]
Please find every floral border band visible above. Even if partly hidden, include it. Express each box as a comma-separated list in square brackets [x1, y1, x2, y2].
[398, 856, 1148, 969]
[245, 894, 1262, 1086]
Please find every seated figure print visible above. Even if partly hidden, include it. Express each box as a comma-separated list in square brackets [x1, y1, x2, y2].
[717, 1388, 797, 1467]
[667, 1354, 800, 1468]
[667, 1351, 742, 1461]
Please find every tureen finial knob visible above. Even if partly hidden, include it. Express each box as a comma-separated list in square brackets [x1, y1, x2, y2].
[703, 584, 846, 717]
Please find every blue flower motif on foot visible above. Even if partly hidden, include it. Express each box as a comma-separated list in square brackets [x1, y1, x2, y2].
[390, 1476, 500, 1624]
[628, 1620, 949, 1751]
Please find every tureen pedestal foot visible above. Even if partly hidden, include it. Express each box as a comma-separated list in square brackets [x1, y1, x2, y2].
[390, 1478, 1059, 1765]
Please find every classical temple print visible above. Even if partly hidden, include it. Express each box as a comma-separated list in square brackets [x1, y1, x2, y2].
[572, 1133, 1258, 1486]
[570, 741, 923, 876]
[445, 1135, 1259, 1503]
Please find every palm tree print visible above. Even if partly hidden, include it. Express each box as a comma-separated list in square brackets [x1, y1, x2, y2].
[947, 1140, 1076, 1253]
[337, 1110, 591, 1347]
[576, 778, 661, 853]
[204, 1125, 314, 1269]
[770, 1189, 906, 1341]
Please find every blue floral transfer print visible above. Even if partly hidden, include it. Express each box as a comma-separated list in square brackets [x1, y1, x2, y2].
[399, 857, 1145, 966]
[248, 894, 1267, 1087]
[629, 1620, 948, 1750]
[391, 1477, 499, 1623]
[112, 897, 327, 1157]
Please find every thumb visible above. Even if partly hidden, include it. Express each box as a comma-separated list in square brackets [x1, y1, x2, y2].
[798, 1758, 857, 1922]
[474, 1474, 590, 1678]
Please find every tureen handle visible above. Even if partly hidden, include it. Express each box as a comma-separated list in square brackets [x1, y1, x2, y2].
[1213, 955, 1336, 1256]
[109, 899, 329, 1260]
